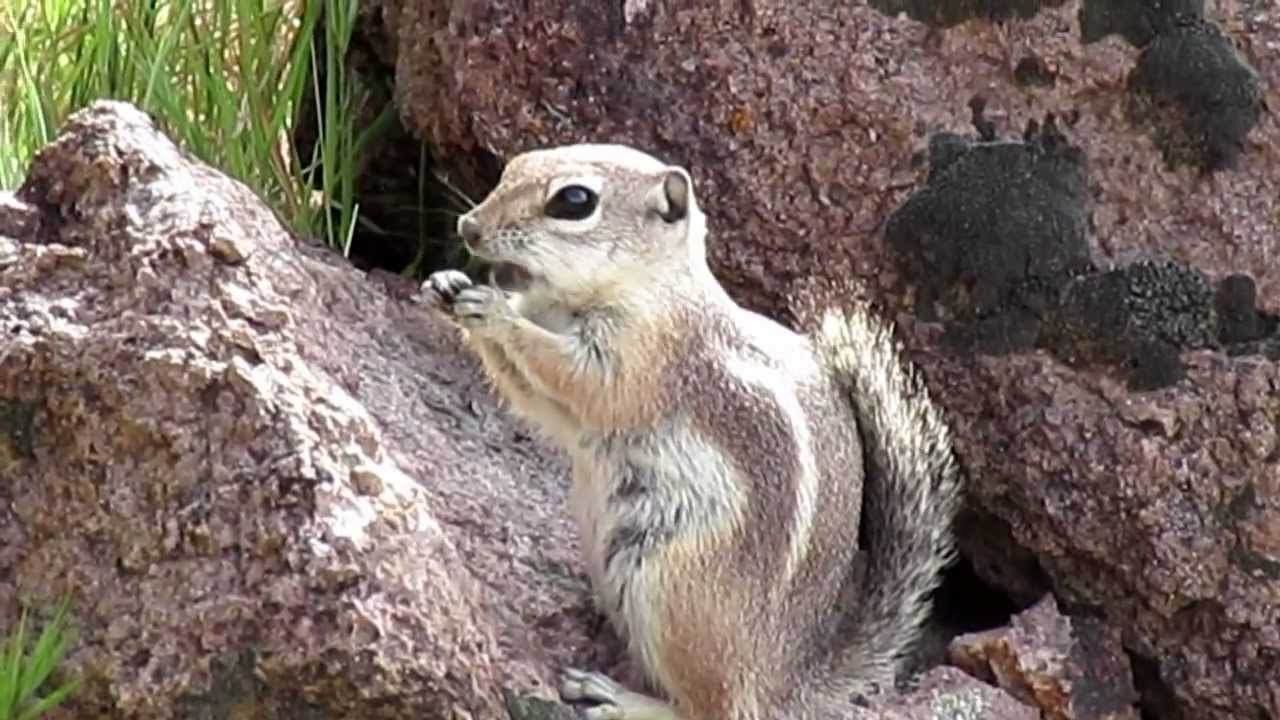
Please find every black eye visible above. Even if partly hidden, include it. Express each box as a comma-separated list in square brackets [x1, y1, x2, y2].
[544, 185, 598, 220]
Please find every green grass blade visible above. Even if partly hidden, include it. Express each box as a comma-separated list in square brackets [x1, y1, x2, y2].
[0, 597, 80, 720]
[14, 681, 81, 720]
[2, 0, 374, 250]
[0, 609, 27, 715]
[16, 600, 75, 704]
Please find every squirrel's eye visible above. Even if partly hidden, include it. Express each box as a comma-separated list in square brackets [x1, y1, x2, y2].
[544, 185, 598, 221]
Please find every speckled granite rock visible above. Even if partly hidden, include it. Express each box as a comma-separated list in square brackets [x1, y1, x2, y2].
[392, 0, 1275, 317]
[948, 594, 1139, 720]
[853, 666, 1040, 720]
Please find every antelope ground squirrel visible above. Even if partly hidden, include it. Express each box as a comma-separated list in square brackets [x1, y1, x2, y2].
[422, 144, 962, 719]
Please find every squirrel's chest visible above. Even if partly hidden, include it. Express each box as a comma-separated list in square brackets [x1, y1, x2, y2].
[565, 428, 740, 621]
[566, 445, 628, 597]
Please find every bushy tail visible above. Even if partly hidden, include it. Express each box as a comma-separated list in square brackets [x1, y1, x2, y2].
[807, 301, 963, 698]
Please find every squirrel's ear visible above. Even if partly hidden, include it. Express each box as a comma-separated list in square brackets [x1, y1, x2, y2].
[647, 167, 692, 223]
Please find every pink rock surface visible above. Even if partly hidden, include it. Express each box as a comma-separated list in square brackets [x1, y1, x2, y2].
[949, 594, 1139, 720]
[396, 0, 1279, 317]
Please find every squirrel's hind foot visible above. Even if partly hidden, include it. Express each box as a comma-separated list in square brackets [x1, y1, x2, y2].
[560, 668, 682, 720]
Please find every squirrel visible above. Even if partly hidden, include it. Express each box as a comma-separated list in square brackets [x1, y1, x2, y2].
[421, 143, 963, 719]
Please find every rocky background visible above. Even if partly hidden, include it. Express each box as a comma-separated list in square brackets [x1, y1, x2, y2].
[1, 0, 1277, 718]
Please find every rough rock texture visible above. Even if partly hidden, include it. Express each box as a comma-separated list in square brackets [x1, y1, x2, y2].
[854, 667, 1040, 720]
[910, 313, 1280, 720]
[1079, 0, 1206, 47]
[378, 0, 1279, 718]
[1126, 15, 1264, 172]
[883, 113, 1276, 390]
[0, 101, 605, 719]
[948, 594, 1139, 720]
[393, 0, 1276, 318]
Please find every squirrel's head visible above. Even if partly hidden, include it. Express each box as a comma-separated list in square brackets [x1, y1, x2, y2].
[455, 144, 708, 299]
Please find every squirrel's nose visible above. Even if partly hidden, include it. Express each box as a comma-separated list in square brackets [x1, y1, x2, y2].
[457, 215, 482, 247]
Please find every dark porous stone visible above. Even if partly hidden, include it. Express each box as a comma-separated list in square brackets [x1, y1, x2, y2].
[1128, 18, 1265, 172]
[1217, 274, 1276, 345]
[1079, 0, 1205, 47]
[1013, 54, 1057, 88]
[868, 0, 1068, 28]
[884, 114, 1092, 354]
[1042, 260, 1219, 390]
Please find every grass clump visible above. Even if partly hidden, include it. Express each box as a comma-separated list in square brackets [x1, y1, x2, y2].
[0, 598, 80, 720]
[0, 0, 378, 254]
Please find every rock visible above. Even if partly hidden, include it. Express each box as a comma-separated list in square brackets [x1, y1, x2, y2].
[859, 666, 1039, 720]
[949, 595, 1139, 720]
[1080, 0, 1205, 47]
[380, 0, 1280, 717]
[1128, 16, 1264, 172]
[866, 0, 1071, 29]
[0, 100, 615, 719]
[910, 314, 1280, 720]
[391, 0, 1278, 318]
[0, 191, 40, 239]
[883, 113, 1093, 356]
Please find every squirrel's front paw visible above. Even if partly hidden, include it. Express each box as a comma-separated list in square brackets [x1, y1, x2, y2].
[422, 271, 512, 331]
[421, 269, 473, 311]
[452, 284, 514, 331]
